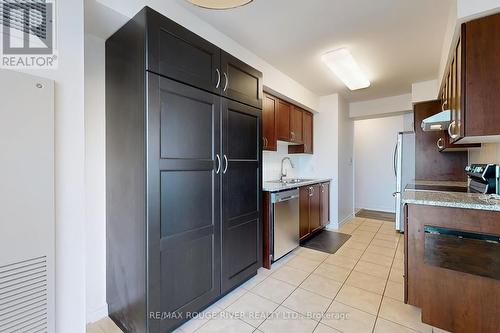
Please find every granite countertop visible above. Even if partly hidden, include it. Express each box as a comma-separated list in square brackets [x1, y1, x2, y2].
[263, 178, 331, 192]
[413, 180, 468, 187]
[403, 188, 500, 211]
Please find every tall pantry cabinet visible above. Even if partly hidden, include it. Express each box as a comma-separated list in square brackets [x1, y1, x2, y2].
[106, 7, 263, 333]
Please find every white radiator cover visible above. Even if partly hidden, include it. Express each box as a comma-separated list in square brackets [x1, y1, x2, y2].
[0, 69, 54, 333]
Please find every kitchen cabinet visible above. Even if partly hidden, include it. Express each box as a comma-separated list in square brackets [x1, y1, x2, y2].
[299, 183, 324, 241]
[106, 7, 262, 332]
[148, 7, 262, 109]
[290, 105, 303, 143]
[221, 51, 263, 109]
[262, 92, 314, 152]
[320, 182, 330, 227]
[221, 99, 262, 293]
[263, 93, 277, 151]
[288, 110, 313, 154]
[405, 204, 500, 333]
[277, 99, 291, 141]
[414, 101, 468, 181]
[439, 13, 500, 143]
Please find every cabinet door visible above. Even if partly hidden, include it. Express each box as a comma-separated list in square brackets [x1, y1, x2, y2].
[290, 106, 303, 143]
[263, 93, 277, 151]
[221, 98, 262, 293]
[147, 74, 221, 332]
[303, 111, 313, 154]
[320, 182, 330, 227]
[147, 8, 221, 95]
[277, 99, 291, 141]
[221, 51, 263, 109]
[454, 37, 463, 140]
[309, 184, 322, 233]
[299, 186, 310, 240]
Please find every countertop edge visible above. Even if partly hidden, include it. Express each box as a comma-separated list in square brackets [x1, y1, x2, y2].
[263, 178, 332, 192]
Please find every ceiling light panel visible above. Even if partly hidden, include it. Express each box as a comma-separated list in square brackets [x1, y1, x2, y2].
[186, 0, 253, 9]
[322, 48, 370, 90]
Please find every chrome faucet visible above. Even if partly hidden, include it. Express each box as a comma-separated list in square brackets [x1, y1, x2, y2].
[280, 157, 295, 181]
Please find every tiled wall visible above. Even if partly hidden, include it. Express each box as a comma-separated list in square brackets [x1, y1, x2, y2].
[262, 141, 311, 181]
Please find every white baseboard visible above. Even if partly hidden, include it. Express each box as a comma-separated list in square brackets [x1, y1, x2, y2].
[87, 303, 108, 324]
[325, 212, 355, 230]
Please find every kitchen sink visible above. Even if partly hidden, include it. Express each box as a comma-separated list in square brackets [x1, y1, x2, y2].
[267, 178, 314, 184]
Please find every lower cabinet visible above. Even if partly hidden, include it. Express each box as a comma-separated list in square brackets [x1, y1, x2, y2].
[299, 182, 329, 241]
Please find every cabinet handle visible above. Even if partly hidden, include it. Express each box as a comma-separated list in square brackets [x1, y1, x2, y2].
[441, 100, 448, 112]
[223, 154, 228, 174]
[448, 120, 459, 139]
[223, 72, 228, 92]
[263, 137, 268, 147]
[215, 69, 221, 89]
[304, 144, 308, 152]
[215, 154, 221, 174]
[437, 138, 444, 150]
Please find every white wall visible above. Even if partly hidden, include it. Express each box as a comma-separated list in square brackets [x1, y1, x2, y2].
[354, 115, 407, 212]
[263, 142, 306, 181]
[470, 143, 500, 165]
[349, 94, 412, 119]
[411, 79, 438, 103]
[84, 34, 107, 323]
[337, 96, 355, 223]
[13, 0, 87, 331]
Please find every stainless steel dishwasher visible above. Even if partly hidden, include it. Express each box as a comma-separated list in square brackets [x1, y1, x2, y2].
[270, 189, 300, 261]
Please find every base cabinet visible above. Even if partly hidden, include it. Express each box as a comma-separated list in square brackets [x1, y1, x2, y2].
[299, 182, 329, 241]
[106, 7, 262, 333]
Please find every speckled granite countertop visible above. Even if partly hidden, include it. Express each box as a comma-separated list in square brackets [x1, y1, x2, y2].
[413, 180, 468, 187]
[403, 188, 500, 211]
[263, 178, 331, 192]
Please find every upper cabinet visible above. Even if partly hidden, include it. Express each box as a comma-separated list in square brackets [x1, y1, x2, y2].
[439, 13, 500, 144]
[221, 51, 263, 109]
[264, 92, 314, 154]
[146, 7, 262, 108]
[276, 99, 291, 141]
[263, 93, 277, 151]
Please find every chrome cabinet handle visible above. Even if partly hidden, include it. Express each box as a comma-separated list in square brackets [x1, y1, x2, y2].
[448, 120, 459, 139]
[223, 72, 228, 92]
[215, 69, 221, 89]
[304, 144, 308, 152]
[441, 100, 448, 112]
[215, 154, 221, 174]
[223, 155, 228, 174]
[437, 138, 444, 150]
[290, 131, 295, 141]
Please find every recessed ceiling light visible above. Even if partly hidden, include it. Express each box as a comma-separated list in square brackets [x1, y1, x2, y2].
[186, 0, 253, 9]
[322, 48, 370, 90]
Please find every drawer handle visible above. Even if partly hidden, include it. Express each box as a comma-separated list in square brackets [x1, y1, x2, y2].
[215, 154, 221, 174]
[223, 154, 228, 174]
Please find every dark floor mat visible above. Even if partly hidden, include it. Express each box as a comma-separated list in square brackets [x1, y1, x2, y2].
[301, 230, 351, 254]
[356, 209, 395, 222]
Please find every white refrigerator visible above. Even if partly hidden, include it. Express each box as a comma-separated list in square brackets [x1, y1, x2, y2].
[393, 132, 415, 232]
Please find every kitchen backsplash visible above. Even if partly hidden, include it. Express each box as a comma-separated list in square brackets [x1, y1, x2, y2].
[263, 142, 312, 181]
[469, 143, 500, 165]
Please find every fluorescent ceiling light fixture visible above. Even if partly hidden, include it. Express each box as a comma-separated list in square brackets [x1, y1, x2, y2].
[322, 48, 370, 90]
[186, 0, 253, 9]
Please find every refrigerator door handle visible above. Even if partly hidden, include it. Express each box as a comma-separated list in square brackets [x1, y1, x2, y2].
[393, 142, 398, 177]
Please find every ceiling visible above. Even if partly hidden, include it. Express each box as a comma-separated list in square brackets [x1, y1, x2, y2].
[175, 0, 454, 101]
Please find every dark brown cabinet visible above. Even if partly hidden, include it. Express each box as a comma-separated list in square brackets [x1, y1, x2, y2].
[106, 7, 262, 333]
[299, 183, 325, 241]
[263, 93, 277, 151]
[439, 13, 500, 144]
[290, 105, 303, 144]
[221, 51, 263, 109]
[288, 110, 313, 154]
[320, 182, 330, 227]
[277, 99, 291, 141]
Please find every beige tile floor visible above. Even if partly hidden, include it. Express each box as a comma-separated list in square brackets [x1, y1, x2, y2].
[87, 217, 450, 333]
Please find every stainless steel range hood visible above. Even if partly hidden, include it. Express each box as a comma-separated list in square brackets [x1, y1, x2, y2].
[421, 110, 451, 131]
